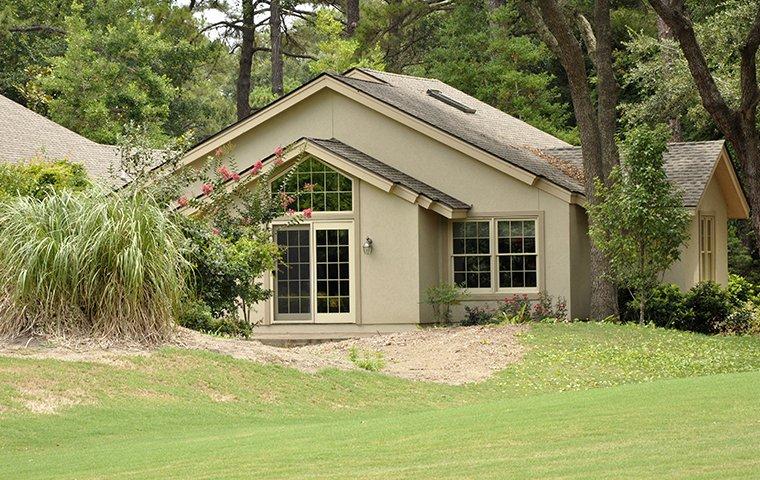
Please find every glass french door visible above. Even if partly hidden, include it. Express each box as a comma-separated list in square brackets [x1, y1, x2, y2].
[274, 222, 354, 323]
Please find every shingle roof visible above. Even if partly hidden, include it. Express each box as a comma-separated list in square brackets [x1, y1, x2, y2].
[0, 94, 119, 182]
[333, 69, 585, 193]
[309, 137, 471, 211]
[543, 140, 726, 206]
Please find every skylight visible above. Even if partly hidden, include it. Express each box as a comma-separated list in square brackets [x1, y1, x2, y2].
[426, 89, 476, 114]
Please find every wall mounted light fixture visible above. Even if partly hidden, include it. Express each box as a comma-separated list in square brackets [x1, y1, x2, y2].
[362, 236, 374, 255]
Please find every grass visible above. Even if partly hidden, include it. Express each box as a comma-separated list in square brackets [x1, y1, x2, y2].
[1, 322, 760, 478]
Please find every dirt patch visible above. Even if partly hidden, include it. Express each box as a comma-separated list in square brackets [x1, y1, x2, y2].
[0, 325, 526, 386]
[298, 324, 527, 384]
[16, 386, 91, 415]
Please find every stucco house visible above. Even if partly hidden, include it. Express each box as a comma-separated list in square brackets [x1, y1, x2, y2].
[173, 68, 748, 338]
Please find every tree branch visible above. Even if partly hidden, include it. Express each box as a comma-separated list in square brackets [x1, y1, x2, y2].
[515, 0, 561, 58]
[739, 4, 760, 116]
[647, 0, 736, 133]
[9, 25, 65, 35]
[576, 13, 597, 59]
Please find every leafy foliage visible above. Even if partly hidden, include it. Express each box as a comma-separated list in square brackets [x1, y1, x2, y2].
[0, 159, 89, 199]
[425, 283, 468, 324]
[348, 346, 385, 372]
[682, 281, 732, 335]
[308, 10, 384, 74]
[0, 189, 188, 341]
[588, 124, 691, 322]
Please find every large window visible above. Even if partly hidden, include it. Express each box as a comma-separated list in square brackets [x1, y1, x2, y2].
[273, 156, 352, 211]
[451, 218, 539, 291]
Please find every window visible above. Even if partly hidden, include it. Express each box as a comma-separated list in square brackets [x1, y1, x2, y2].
[273, 156, 352, 211]
[452, 221, 491, 289]
[451, 218, 539, 291]
[700, 215, 714, 282]
[497, 220, 537, 289]
[275, 228, 311, 318]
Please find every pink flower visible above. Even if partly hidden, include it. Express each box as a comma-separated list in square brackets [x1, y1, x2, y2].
[251, 161, 263, 175]
[232, 172, 241, 181]
[274, 157, 284, 166]
[286, 209, 296, 216]
[211, 227, 220, 236]
[279, 192, 295, 208]
[302, 182, 315, 192]
[217, 166, 233, 180]
[177, 196, 189, 207]
[201, 183, 214, 196]
[302, 208, 313, 219]
[214, 147, 224, 158]
[274, 145, 284, 157]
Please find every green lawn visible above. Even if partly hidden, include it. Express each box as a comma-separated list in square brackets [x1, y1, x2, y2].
[1, 323, 760, 479]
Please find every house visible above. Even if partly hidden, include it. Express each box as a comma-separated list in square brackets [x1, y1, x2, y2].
[0, 94, 120, 180]
[174, 68, 749, 339]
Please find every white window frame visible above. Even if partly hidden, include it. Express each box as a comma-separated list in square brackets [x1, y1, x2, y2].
[449, 216, 541, 295]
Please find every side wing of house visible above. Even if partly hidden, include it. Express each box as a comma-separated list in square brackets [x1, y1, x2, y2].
[663, 147, 749, 288]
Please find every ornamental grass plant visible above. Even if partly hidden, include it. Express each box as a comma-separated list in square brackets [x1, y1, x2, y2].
[0, 189, 189, 342]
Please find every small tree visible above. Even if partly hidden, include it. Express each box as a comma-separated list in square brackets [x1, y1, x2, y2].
[588, 124, 691, 324]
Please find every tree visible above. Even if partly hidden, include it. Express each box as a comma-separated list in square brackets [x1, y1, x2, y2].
[522, 0, 620, 318]
[309, 10, 384, 74]
[588, 125, 691, 324]
[422, 0, 576, 143]
[646, 0, 760, 250]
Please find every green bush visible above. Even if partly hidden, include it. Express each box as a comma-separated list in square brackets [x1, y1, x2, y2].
[0, 160, 89, 199]
[726, 274, 759, 309]
[177, 300, 252, 338]
[0, 190, 188, 341]
[638, 283, 690, 329]
[462, 305, 497, 326]
[425, 283, 468, 324]
[683, 282, 732, 334]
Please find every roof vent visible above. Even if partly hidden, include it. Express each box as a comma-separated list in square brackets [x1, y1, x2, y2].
[426, 89, 476, 114]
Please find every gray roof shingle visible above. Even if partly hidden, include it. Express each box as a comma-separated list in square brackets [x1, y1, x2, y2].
[333, 69, 585, 193]
[309, 137, 471, 210]
[0, 94, 120, 182]
[543, 140, 726, 206]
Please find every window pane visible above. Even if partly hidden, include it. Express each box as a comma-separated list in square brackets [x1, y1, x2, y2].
[275, 227, 311, 316]
[273, 155, 353, 211]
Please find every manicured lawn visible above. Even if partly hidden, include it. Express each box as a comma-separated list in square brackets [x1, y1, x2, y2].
[1, 323, 760, 479]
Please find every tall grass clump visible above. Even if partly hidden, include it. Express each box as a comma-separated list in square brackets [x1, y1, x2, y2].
[0, 190, 189, 342]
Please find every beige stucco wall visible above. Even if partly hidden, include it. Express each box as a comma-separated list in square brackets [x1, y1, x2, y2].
[187, 87, 605, 327]
[663, 175, 729, 288]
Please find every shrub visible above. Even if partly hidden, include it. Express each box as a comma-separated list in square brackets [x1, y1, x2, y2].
[0, 160, 89, 199]
[348, 347, 385, 372]
[712, 300, 760, 336]
[726, 274, 759, 309]
[683, 282, 731, 334]
[0, 190, 188, 342]
[177, 300, 252, 338]
[494, 293, 568, 324]
[635, 283, 690, 329]
[425, 283, 468, 324]
[462, 305, 497, 326]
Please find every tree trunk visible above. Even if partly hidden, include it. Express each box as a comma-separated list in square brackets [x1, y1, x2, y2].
[535, 0, 618, 319]
[270, 0, 284, 97]
[236, 0, 255, 120]
[594, 0, 620, 178]
[639, 296, 645, 325]
[657, 16, 684, 141]
[345, 0, 359, 37]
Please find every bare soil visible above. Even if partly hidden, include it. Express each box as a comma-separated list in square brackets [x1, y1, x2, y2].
[0, 324, 526, 385]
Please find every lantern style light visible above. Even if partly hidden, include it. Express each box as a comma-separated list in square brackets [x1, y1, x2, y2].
[362, 236, 374, 255]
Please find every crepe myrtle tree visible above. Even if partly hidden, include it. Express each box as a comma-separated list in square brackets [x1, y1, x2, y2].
[587, 124, 691, 324]
[114, 126, 312, 325]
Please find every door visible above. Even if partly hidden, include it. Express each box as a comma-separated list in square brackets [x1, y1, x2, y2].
[274, 227, 311, 321]
[314, 222, 354, 323]
[273, 222, 354, 323]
